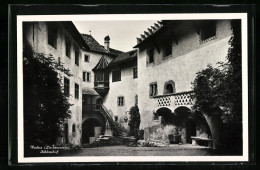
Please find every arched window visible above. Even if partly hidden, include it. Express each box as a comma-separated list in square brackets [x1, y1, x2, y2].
[163, 80, 176, 95]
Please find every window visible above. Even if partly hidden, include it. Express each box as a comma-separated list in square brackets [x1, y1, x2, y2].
[163, 40, 172, 57]
[75, 50, 79, 66]
[133, 68, 138, 78]
[149, 83, 158, 97]
[84, 55, 89, 62]
[87, 72, 91, 82]
[75, 83, 79, 99]
[112, 70, 121, 82]
[72, 124, 76, 133]
[64, 77, 70, 97]
[147, 48, 154, 64]
[47, 23, 57, 48]
[58, 57, 61, 66]
[163, 80, 176, 95]
[201, 21, 216, 41]
[83, 72, 86, 82]
[114, 116, 118, 122]
[95, 73, 103, 82]
[135, 95, 138, 105]
[117, 96, 124, 106]
[65, 39, 71, 58]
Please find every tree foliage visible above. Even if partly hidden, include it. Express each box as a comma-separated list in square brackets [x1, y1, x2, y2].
[128, 105, 141, 138]
[192, 20, 242, 123]
[23, 51, 72, 145]
[192, 20, 242, 151]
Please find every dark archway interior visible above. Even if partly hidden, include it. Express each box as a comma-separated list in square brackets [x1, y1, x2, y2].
[156, 107, 174, 125]
[82, 118, 102, 144]
[186, 119, 196, 144]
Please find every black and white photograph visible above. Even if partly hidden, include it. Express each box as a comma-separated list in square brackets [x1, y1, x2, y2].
[17, 13, 248, 162]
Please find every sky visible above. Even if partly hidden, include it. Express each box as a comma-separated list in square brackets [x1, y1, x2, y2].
[73, 20, 157, 52]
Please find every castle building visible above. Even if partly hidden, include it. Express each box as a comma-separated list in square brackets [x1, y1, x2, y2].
[23, 19, 235, 149]
[23, 21, 88, 145]
[134, 20, 233, 149]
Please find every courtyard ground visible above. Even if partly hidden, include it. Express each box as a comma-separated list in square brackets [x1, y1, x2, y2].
[62, 144, 213, 156]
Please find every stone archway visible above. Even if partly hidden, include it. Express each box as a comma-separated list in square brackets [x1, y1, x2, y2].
[163, 80, 176, 95]
[82, 118, 102, 144]
[156, 107, 174, 126]
[174, 106, 212, 144]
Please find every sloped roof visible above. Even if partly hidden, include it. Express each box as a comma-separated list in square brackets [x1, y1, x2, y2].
[81, 34, 107, 53]
[108, 49, 137, 67]
[82, 87, 99, 95]
[134, 20, 173, 48]
[92, 55, 109, 71]
[81, 34, 124, 56]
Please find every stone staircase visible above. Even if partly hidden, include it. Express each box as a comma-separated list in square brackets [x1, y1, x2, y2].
[100, 105, 128, 137]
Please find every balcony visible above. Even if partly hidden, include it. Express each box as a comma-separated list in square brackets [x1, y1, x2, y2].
[153, 91, 194, 109]
[93, 81, 110, 96]
[83, 104, 102, 112]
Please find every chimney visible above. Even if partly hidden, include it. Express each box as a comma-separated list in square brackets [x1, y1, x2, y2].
[104, 35, 110, 52]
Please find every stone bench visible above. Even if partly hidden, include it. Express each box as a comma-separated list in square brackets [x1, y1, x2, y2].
[191, 136, 213, 148]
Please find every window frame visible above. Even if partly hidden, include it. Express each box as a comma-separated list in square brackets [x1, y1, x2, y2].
[86, 72, 91, 82]
[83, 71, 86, 82]
[112, 70, 121, 82]
[65, 39, 71, 58]
[133, 67, 138, 79]
[147, 48, 154, 64]
[117, 96, 124, 106]
[47, 23, 58, 49]
[84, 54, 90, 62]
[64, 77, 70, 97]
[149, 82, 158, 97]
[75, 83, 79, 99]
[75, 49, 79, 66]
[200, 21, 217, 42]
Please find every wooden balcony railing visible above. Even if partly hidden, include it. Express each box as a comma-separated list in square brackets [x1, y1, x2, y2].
[94, 81, 109, 88]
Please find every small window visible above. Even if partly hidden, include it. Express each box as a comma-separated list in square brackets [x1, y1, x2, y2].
[64, 77, 70, 97]
[58, 57, 61, 66]
[75, 83, 79, 99]
[201, 21, 216, 41]
[114, 116, 118, 122]
[135, 95, 138, 105]
[147, 48, 154, 64]
[47, 23, 58, 49]
[72, 124, 76, 133]
[83, 72, 86, 82]
[117, 96, 124, 106]
[133, 68, 138, 78]
[65, 39, 71, 58]
[84, 55, 89, 62]
[87, 72, 91, 82]
[112, 70, 121, 82]
[95, 73, 103, 82]
[149, 83, 158, 97]
[75, 49, 79, 66]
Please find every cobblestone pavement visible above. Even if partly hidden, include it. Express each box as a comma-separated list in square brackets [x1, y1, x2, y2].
[64, 144, 213, 156]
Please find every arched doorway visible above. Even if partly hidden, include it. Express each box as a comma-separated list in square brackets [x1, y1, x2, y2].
[96, 98, 103, 110]
[186, 119, 196, 144]
[82, 118, 102, 144]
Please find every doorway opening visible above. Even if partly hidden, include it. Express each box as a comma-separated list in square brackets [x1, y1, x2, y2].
[82, 118, 102, 144]
[186, 119, 196, 144]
